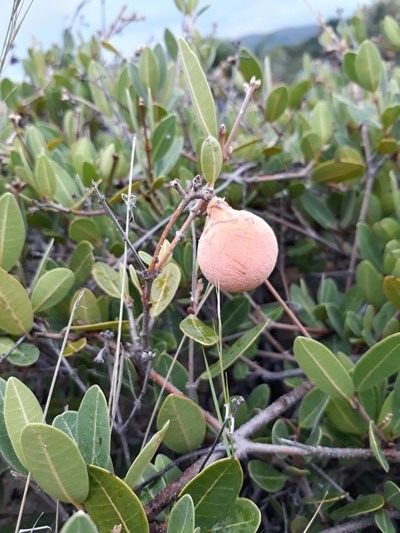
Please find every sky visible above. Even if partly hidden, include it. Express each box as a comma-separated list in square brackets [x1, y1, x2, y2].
[1, 0, 372, 74]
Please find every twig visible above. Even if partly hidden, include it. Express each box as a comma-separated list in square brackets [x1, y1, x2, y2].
[322, 512, 400, 533]
[242, 161, 314, 182]
[264, 279, 311, 338]
[27, 201, 105, 217]
[139, 98, 154, 183]
[223, 76, 261, 159]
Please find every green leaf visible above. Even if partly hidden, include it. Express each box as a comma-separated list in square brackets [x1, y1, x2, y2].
[77, 385, 110, 468]
[326, 397, 367, 435]
[384, 481, 400, 509]
[375, 509, 396, 533]
[152, 114, 176, 163]
[330, 494, 384, 521]
[293, 336, 354, 400]
[0, 193, 25, 272]
[312, 160, 365, 183]
[84, 465, 149, 533]
[69, 218, 101, 245]
[61, 511, 98, 533]
[382, 16, 400, 50]
[139, 47, 160, 95]
[92, 262, 128, 299]
[125, 421, 169, 488]
[31, 268, 74, 312]
[6, 342, 40, 367]
[310, 101, 333, 144]
[299, 191, 337, 229]
[248, 460, 286, 493]
[353, 333, 400, 391]
[355, 40, 382, 92]
[167, 494, 195, 533]
[342, 51, 358, 83]
[88, 61, 112, 116]
[0, 268, 33, 334]
[356, 260, 386, 308]
[180, 457, 243, 528]
[207, 498, 261, 532]
[180, 315, 218, 346]
[201, 322, 268, 379]
[200, 135, 223, 187]
[383, 276, 400, 308]
[52, 410, 78, 441]
[299, 388, 329, 429]
[69, 241, 95, 287]
[34, 154, 57, 199]
[178, 38, 217, 137]
[369, 421, 389, 472]
[265, 86, 288, 122]
[157, 394, 206, 453]
[4, 377, 43, 467]
[0, 378, 27, 473]
[72, 288, 102, 325]
[150, 262, 181, 317]
[357, 222, 382, 270]
[21, 423, 89, 504]
[239, 48, 262, 83]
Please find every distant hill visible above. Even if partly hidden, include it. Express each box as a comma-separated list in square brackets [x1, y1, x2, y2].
[239, 25, 319, 56]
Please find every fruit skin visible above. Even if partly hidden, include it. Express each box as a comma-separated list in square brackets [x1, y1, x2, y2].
[197, 197, 278, 293]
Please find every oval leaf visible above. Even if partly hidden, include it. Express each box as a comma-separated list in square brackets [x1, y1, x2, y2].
[180, 457, 243, 528]
[34, 154, 57, 199]
[84, 465, 149, 533]
[93, 262, 128, 299]
[157, 394, 206, 453]
[77, 385, 110, 468]
[167, 494, 195, 533]
[355, 40, 382, 92]
[265, 86, 288, 122]
[180, 315, 218, 346]
[21, 423, 89, 504]
[353, 333, 400, 391]
[208, 497, 261, 532]
[200, 135, 223, 187]
[0, 193, 25, 272]
[61, 511, 98, 533]
[0, 378, 27, 473]
[293, 336, 354, 400]
[31, 268, 75, 312]
[178, 38, 217, 137]
[0, 268, 33, 334]
[150, 262, 181, 317]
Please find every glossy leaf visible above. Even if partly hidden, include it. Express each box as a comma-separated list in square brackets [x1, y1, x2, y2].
[293, 336, 354, 400]
[77, 385, 110, 468]
[201, 322, 268, 379]
[356, 260, 386, 308]
[157, 394, 206, 453]
[125, 421, 169, 488]
[150, 262, 181, 317]
[69, 241, 95, 287]
[0, 192, 25, 272]
[180, 315, 218, 346]
[0, 268, 33, 334]
[200, 135, 223, 187]
[239, 48, 262, 83]
[21, 423, 89, 504]
[312, 160, 365, 183]
[31, 268, 74, 312]
[152, 114, 176, 163]
[180, 457, 243, 528]
[84, 465, 149, 533]
[384, 481, 400, 509]
[178, 38, 217, 137]
[375, 509, 396, 533]
[353, 333, 400, 391]
[167, 494, 195, 533]
[61, 511, 98, 533]
[355, 40, 382, 92]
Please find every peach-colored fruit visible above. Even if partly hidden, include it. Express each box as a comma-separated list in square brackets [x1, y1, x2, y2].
[197, 197, 278, 293]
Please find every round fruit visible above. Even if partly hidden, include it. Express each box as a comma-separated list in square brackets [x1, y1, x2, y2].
[197, 197, 278, 292]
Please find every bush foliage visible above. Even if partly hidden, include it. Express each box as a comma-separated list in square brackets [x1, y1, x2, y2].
[1, 1, 400, 531]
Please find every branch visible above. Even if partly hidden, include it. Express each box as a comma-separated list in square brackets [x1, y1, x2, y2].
[322, 512, 400, 533]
